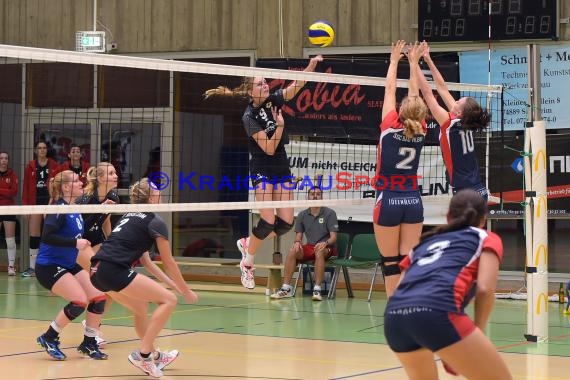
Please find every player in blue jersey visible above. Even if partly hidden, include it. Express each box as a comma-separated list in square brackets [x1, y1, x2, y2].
[384, 189, 511, 380]
[204, 55, 323, 290]
[418, 41, 491, 200]
[90, 178, 197, 378]
[35, 170, 108, 361]
[374, 41, 428, 297]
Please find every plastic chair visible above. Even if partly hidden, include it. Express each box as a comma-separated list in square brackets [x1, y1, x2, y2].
[328, 233, 382, 302]
[292, 232, 350, 297]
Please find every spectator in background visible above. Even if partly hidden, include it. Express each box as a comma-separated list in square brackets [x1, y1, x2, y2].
[271, 186, 338, 301]
[54, 144, 90, 185]
[143, 147, 161, 188]
[22, 141, 58, 277]
[0, 151, 18, 275]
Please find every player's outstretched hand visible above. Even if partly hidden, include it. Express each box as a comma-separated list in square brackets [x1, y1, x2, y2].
[306, 55, 323, 72]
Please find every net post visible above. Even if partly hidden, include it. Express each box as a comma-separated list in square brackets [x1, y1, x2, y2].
[524, 44, 549, 343]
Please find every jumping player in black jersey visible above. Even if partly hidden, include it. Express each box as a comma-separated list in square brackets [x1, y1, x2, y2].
[417, 41, 491, 200]
[374, 41, 428, 297]
[384, 189, 511, 380]
[90, 178, 197, 378]
[204, 55, 323, 289]
[35, 171, 108, 361]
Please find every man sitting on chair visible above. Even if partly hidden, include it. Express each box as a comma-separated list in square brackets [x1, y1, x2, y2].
[271, 186, 338, 301]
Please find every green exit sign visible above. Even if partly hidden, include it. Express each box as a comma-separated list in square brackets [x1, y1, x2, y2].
[75, 31, 106, 52]
[81, 36, 102, 47]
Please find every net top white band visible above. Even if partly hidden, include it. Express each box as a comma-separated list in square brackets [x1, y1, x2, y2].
[2, 198, 373, 216]
[0, 44, 502, 92]
[0, 196, 458, 216]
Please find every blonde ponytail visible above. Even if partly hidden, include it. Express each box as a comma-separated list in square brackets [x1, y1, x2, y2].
[403, 119, 424, 139]
[203, 78, 253, 99]
[399, 96, 428, 139]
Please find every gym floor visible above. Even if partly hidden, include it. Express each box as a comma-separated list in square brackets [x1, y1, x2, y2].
[1, 274, 569, 379]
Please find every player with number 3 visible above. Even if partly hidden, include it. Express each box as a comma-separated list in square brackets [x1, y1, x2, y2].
[384, 189, 511, 380]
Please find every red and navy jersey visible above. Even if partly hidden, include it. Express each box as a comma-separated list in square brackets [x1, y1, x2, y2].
[243, 89, 288, 169]
[387, 227, 503, 313]
[440, 114, 483, 190]
[375, 110, 426, 192]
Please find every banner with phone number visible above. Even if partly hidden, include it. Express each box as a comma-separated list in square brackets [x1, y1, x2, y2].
[459, 43, 570, 130]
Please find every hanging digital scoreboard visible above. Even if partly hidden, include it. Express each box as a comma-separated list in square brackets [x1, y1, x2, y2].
[418, 0, 558, 42]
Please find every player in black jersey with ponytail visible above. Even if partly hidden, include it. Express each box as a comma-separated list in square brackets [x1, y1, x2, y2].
[75, 162, 119, 347]
[90, 178, 197, 378]
[75, 162, 120, 269]
[204, 55, 323, 289]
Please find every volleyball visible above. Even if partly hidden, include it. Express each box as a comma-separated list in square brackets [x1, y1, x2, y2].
[307, 20, 334, 47]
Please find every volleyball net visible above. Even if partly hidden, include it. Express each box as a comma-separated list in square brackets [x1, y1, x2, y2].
[0, 44, 504, 257]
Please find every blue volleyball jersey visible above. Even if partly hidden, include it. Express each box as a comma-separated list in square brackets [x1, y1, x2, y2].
[387, 227, 503, 313]
[375, 110, 426, 192]
[440, 114, 483, 190]
[36, 199, 84, 269]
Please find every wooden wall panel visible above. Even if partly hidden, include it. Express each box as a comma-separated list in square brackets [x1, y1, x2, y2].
[352, 0, 372, 44]
[3, 0, 23, 44]
[337, 0, 352, 47]
[150, 0, 172, 51]
[0, 1, 568, 57]
[232, 0, 257, 50]
[256, 0, 280, 58]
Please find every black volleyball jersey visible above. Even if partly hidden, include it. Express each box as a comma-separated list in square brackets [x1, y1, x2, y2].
[242, 89, 289, 167]
[35, 162, 50, 203]
[75, 189, 120, 243]
[93, 212, 168, 269]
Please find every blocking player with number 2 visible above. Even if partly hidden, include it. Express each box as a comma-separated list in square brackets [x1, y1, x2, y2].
[373, 41, 428, 298]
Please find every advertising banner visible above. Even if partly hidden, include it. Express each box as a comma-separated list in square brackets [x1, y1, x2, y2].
[257, 58, 458, 144]
[459, 44, 570, 130]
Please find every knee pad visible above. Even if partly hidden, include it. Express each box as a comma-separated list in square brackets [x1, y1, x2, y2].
[252, 218, 275, 240]
[5, 237, 16, 250]
[63, 301, 87, 321]
[274, 216, 293, 236]
[380, 255, 405, 277]
[30, 236, 41, 250]
[87, 295, 107, 315]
